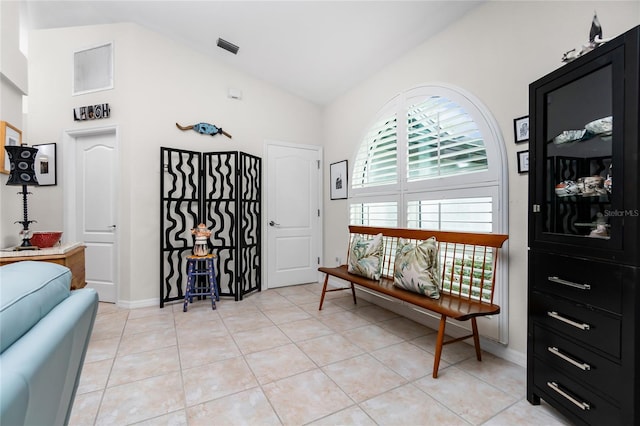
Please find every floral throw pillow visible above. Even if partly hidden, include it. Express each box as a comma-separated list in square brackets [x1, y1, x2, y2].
[347, 233, 384, 280]
[394, 237, 441, 299]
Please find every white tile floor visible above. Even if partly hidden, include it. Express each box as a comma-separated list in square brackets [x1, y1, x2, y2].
[70, 283, 572, 425]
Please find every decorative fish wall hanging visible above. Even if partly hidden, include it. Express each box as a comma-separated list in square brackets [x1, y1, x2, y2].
[176, 122, 232, 139]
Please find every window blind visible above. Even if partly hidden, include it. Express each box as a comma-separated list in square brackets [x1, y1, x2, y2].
[406, 197, 493, 232]
[350, 201, 398, 227]
[352, 114, 398, 188]
[407, 96, 488, 181]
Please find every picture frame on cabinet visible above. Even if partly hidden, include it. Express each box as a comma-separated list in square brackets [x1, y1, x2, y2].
[514, 115, 529, 143]
[330, 160, 348, 200]
[517, 150, 529, 174]
[0, 121, 22, 174]
[33, 143, 57, 186]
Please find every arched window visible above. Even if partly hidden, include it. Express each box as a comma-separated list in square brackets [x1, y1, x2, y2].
[349, 84, 509, 343]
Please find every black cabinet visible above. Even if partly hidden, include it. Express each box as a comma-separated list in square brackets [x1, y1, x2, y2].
[527, 26, 640, 425]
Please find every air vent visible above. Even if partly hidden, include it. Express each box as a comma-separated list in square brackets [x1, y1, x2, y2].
[217, 38, 239, 55]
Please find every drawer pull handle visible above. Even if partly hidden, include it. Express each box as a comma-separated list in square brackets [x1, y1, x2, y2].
[547, 381, 591, 411]
[547, 311, 591, 330]
[548, 276, 591, 290]
[548, 347, 591, 371]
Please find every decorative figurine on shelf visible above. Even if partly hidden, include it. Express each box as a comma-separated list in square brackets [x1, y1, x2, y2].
[604, 164, 612, 193]
[176, 122, 232, 139]
[561, 12, 613, 63]
[191, 223, 212, 256]
[589, 213, 609, 239]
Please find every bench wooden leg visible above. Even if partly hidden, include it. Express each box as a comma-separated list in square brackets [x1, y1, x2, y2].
[350, 282, 357, 305]
[471, 317, 482, 361]
[433, 314, 447, 378]
[319, 274, 330, 310]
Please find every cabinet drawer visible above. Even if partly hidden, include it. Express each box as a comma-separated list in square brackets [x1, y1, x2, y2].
[531, 292, 621, 358]
[530, 252, 622, 314]
[532, 324, 621, 400]
[532, 358, 621, 425]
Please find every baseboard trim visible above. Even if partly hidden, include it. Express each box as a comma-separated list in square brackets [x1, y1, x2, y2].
[117, 298, 158, 309]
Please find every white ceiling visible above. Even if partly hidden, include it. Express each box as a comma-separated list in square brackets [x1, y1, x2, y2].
[21, 1, 482, 105]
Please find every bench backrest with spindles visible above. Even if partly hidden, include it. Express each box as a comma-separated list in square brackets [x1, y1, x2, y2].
[347, 225, 508, 305]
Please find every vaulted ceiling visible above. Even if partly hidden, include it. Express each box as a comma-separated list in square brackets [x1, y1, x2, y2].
[22, 1, 482, 105]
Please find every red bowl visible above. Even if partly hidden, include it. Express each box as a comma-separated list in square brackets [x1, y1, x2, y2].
[30, 231, 63, 248]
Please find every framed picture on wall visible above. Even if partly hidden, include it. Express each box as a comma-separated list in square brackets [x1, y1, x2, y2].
[330, 160, 348, 200]
[517, 150, 529, 174]
[33, 143, 57, 186]
[514, 115, 529, 143]
[0, 121, 22, 174]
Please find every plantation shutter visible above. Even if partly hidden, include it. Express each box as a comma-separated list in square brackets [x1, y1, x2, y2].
[352, 114, 398, 188]
[406, 96, 488, 181]
[350, 201, 398, 227]
[406, 197, 493, 232]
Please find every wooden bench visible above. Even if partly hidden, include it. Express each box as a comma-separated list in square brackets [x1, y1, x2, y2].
[318, 225, 508, 378]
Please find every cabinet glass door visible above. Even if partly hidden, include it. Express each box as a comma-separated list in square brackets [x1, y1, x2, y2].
[543, 63, 614, 240]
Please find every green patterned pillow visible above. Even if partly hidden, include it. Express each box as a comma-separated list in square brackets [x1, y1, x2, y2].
[347, 233, 384, 280]
[394, 237, 440, 299]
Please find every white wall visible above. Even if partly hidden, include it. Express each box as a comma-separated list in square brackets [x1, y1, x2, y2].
[322, 1, 639, 360]
[26, 22, 322, 303]
[0, 0, 28, 248]
[14, 1, 640, 361]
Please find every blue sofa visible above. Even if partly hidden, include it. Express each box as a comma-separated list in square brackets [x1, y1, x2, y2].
[0, 261, 98, 426]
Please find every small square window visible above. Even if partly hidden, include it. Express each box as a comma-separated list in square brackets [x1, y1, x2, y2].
[73, 42, 113, 95]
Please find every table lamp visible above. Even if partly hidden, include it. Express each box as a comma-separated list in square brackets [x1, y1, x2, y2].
[5, 145, 39, 250]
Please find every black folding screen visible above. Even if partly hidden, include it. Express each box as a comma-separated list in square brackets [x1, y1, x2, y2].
[203, 152, 262, 301]
[160, 147, 261, 307]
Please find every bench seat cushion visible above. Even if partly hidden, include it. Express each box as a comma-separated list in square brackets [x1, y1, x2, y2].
[319, 265, 500, 321]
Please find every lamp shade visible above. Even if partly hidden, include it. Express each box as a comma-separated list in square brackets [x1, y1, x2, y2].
[5, 145, 39, 186]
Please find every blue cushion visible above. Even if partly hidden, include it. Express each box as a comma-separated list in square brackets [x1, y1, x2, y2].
[0, 261, 71, 353]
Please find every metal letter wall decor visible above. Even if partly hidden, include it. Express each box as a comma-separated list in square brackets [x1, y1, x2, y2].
[73, 103, 110, 121]
[160, 147, 261, 307]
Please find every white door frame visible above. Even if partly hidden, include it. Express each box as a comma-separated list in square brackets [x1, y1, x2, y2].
[264, 140, 323, 289]
[63, 124, 119, 301]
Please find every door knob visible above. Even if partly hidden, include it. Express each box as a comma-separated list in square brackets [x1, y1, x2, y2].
[269, 221, 280, 227]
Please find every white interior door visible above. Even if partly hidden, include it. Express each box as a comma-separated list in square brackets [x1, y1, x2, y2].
[266, 142, 322, 288]
[74, 131, 117, 302]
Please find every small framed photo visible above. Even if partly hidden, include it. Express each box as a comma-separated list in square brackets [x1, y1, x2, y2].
[514, 115, 529, 143]
[0, 121, 22, 174]
[330, 160, 348, 200]
[33, 143, 57, 186]
[517, 150, 529, 174]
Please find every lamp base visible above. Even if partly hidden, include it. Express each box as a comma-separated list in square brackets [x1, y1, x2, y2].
[13, 245, 40, 251]
[14, 245, 39, 251]
[14, 237, 38, 251]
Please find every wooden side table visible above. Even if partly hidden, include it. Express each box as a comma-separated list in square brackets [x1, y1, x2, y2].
[0, 243, 86, 290]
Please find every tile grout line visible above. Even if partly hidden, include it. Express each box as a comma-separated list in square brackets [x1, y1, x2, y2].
[75, 285, 570, 425]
